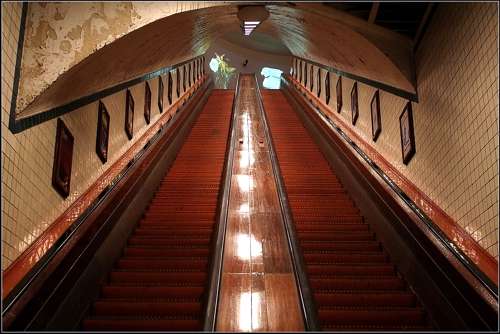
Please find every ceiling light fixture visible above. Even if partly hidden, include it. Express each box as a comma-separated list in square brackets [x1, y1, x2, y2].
[238, 6, 269, 36]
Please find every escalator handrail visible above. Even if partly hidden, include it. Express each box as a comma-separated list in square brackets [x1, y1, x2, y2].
[281, 74, 499, 301]
[253, 75, 321, 331]
[203, 73, 241, 331]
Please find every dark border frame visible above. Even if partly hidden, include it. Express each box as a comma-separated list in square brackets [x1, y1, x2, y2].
[317, 67, 321, 98]
[399, 101, 416, 165]
[125, 89, 134, 140]
[298, 59, 302, 84]
[96, 101, 110, 163]
[351, 82, 359, 125]
[304, 62, 308, 87]
[183, 65, 187, 93]
[325, 71, 330, 105]
[158, 76, 164, 114]
[176, 67, 181, 98]
[336, 76, 343, 113]
[52, 119, 74, 199]
[144, 82, 151, 125]
[167, 72, 173, 105]
[371, 90, 382, 141]
[309, 64, 314, 92]
[192, 61, 196, 84]
[197, 58, 200, 80]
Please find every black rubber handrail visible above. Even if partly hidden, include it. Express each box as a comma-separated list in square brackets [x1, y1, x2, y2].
[2, 77, 211, 320]
[254, 75, 321, 331]
[203, 74, 241, 331]
[281, 74, 498, 300]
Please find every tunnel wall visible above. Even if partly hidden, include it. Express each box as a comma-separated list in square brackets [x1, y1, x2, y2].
[291, 2, 498, 261]
[1, 1, 204, 276]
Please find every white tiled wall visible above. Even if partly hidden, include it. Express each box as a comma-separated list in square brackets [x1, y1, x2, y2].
[294, 3, 498, 259]
[1, 0, 202, 270]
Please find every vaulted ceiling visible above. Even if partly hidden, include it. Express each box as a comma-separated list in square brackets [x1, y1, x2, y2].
[15, 2, 426, 122]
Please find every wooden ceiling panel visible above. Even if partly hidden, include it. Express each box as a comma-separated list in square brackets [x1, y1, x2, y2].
[15, 3, 416, 122]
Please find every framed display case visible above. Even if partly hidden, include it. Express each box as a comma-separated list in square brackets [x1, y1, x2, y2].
[399, 101, 416, 165]
[52, 119, 74, 198]
[310, 64, 314, 92]
[125, 89, 134, 140]
[158, 76, 164, 114]
[317, 67, 321, 98]
[351, 82, 359, 125]
[96, 101, 110, 164]
[325, 71, 330, 105]
[168, 71, 173, 105]
[371, 90, 381, 141]
[336, 76, 342, 113]
[144, 82, 151, 125]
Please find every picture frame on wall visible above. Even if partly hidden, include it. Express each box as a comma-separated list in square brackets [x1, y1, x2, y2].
[188, 62, 192, 87]
[194, 61, 197, 83]
[295, 59, 298, 82]
[159, 76, 165, 113]
[336, 76, 342, 113]
[198, 58, 201, 79]
[125, 89, 134, 140]
[168, 71, 173, 105]
[350, 82, 359, 125]
[144, 82, 151, 125]
[298, 60, 302, 84]
[325, 71, 330, 105]
[52, 118, 74, 198]
[399, 101, 416, 165]
[201, 57, 204, 77]
[370, 90, 381, 141]
[317, 67, 321, 98]
[183, 65, 187, 92]
[310, 64, 314, 92]
[193, 61, 197, 83]
[195, 59, 198, 81]
[176, 67, 180, 98]
[96, 101, 110, 163]
[304, 62, 308, 87]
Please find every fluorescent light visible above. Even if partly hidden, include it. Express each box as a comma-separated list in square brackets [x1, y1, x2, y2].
[245, 21, 260, 25]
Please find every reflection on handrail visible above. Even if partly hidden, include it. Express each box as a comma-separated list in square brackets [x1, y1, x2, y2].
[203, 73, 241, 331]
[254, 75, 321, 331]
[281, 74, 498, 299]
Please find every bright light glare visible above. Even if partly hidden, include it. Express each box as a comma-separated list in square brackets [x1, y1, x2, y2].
[261, 67, 283, 89]
[209, 58, 219, 72]
[236, 174, 254, 192]
[245, 21, 260, 25]
[236, 233, 262, 260]
[239, 203, 250, 214]
[238, 292, 252, 331]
